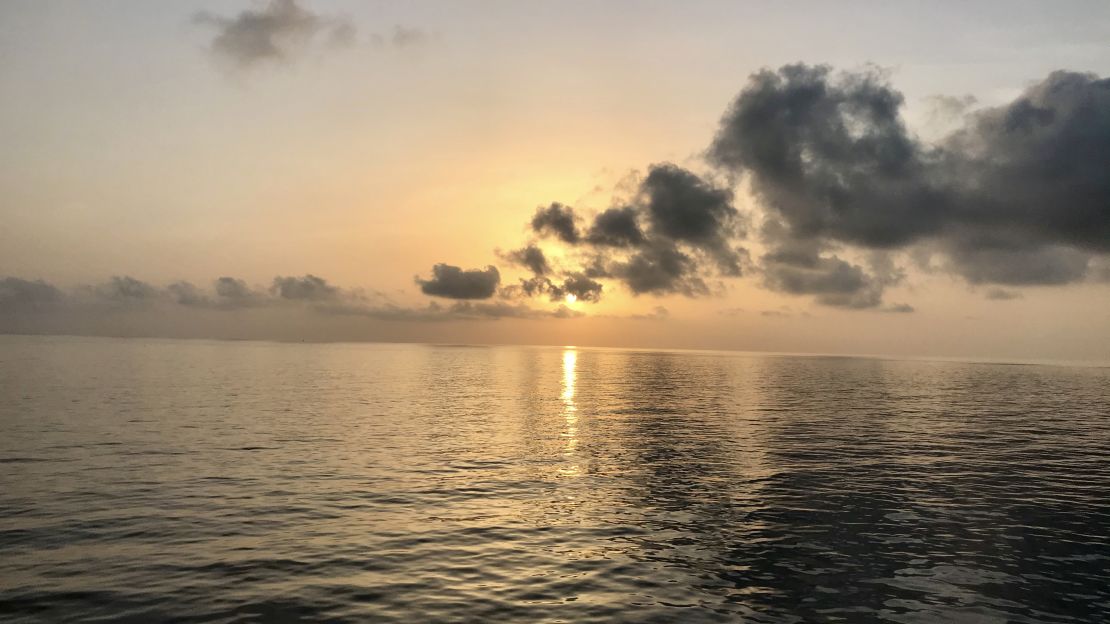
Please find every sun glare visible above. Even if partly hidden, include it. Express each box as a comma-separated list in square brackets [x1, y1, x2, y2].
[565, 294, 577, 304]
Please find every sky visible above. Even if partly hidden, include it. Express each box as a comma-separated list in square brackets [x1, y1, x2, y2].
[2, 0, 1110, 362]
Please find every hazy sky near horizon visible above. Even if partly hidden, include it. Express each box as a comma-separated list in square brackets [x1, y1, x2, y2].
[2, 1, 1110, 361]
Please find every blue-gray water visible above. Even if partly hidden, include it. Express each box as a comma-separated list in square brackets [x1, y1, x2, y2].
[1, 335, 1109, 623]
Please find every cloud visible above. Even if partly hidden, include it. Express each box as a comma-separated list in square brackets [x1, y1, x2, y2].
[558, 273, 604, 302]
[640, 163, 745, 275]
[585, 206, 645, 248]
[922, 94, 978, 137]
[0, 274, 581, 334]
[613, 240, 709, 296]
[1089, 258, 1110, 283]
[754, 225, 897, 309]
[944, 241, 1091, 285]
[707, 63, 1110, 297]
[0, 278, 62, 312]
[447, 301, 581, 320]
[93, 276, 159, 303]
[194, 0, 354, 69]
[416, 264, 500, 300]
[272, 274, 340, 300]
[498, 272, 603, 303]
[279, 297, 581, 321]
[501, 276, 552, 300]
[43, 65, 1109, 323]
[167, 281, 209, 306]
[709, 64, 942, 249]
[530, 203, 580, 244]
[166, 277, 266, 309]
[925, 94, 978, 120]
[214, 277, 264, 307]
[761, 247, 885, 309]
[203, 65, 1100, 317]
[500, 245, 550, 276]
[521, 164, 747, 298]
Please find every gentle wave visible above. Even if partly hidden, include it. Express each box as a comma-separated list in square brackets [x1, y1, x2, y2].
[1, 336, 1108, 622]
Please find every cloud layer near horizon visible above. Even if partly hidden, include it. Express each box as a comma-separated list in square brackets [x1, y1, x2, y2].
[0, 275, 580, 324]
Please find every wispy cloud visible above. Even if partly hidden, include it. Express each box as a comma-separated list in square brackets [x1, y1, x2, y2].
[193, 0, 354, 69]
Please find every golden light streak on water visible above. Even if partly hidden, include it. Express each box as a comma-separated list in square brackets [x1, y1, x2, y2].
[560, 347, 580, 476]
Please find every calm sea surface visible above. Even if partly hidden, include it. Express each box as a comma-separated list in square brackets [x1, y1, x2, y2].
[1, 335, 1109, 623]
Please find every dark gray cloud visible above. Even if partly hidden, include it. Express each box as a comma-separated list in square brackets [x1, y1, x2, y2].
[194, 0, 353, 68]
[520, 164, 746, 298]
[945, 241, 1091, 285]
[754, 221, 895, 309]
[499, 272, 603, 303]
[509, 276, 554, 299]
[708, 64, 1110, 296]
[710, 64, 943, 249]
[640, 163, 745, 275]
[501, 245, 550, 276]
[397, 67, 1109, 312]
[558, 273, 603, 303]
[586, 206, 646, 248]
[762, 248, 885, 309]
[530, 203, 581, 244]
[933, 71, 1110, 280]
[613, 241, 709, 297]
[272, 274, 340, 300]
[417, 264, 500, 300]
[0, 278, 62, 312]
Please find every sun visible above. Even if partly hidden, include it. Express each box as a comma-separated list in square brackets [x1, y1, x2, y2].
[565, 294, 577, 304]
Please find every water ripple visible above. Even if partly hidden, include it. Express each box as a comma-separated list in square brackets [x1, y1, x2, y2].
[1, 336, 1108, 622]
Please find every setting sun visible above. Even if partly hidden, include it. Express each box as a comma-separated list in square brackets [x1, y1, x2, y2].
[565, 294, 577, 304]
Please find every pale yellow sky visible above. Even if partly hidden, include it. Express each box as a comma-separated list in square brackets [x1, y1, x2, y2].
[2, 1, 1110, 361]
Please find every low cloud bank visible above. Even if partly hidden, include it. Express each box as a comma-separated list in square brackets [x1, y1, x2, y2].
[0, 274, 574, 327]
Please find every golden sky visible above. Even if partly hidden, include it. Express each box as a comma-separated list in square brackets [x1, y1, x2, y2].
[2, 1, 1110, 362]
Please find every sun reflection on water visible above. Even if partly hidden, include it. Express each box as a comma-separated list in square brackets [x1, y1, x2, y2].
[560, 347, 579, 476]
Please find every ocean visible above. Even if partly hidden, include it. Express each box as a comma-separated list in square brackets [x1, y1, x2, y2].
[1, 335, 1108, 622]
